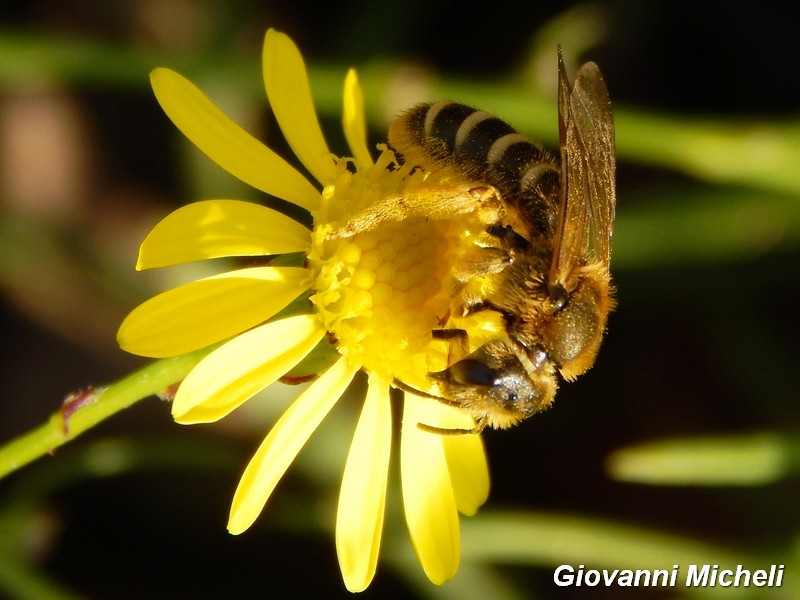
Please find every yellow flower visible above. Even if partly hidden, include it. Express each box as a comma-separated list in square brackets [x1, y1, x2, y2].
[118, 29, 491, 591]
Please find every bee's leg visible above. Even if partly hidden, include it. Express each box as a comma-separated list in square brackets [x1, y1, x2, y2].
[459, 299, 515, 323]
[451, 245, 511, 283]
[486, 223, 531, 252]
[392, 377, 484, 435]
[460, 300, 493, 316]
[416, 422, 482, 435]
[391, 380, 478, 434]
[392, 378, 460, 408]
[432, 328, 470, 363]
[328, 185, 503, 239]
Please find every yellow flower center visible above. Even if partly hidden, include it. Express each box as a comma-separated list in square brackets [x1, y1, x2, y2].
[308, 148, 504, 389]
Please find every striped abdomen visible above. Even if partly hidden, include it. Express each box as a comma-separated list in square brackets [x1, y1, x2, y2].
[388, 102, 561, 237]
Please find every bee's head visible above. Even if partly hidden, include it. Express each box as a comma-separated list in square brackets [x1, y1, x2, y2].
[429, 340, 557, 429]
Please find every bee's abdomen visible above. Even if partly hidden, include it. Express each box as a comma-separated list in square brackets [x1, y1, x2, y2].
[389, 102, 561, 231]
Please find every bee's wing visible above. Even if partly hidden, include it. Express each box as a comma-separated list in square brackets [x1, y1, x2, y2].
[550, 48, 616, 286]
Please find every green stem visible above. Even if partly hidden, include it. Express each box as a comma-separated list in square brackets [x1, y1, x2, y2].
[0, 348, 213, 480]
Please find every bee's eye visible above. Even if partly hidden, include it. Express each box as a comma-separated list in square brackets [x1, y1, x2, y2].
[447, 359, 496, 387]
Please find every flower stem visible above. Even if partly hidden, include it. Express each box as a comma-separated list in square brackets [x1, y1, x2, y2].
[0, 348, 214, 480]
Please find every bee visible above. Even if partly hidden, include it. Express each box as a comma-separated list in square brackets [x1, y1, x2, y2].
[338, 49, 616, 432]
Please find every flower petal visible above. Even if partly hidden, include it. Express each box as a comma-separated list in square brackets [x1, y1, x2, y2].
[416, 401, 490, 516]
[150, 68, 319, 210]
[342, 69, 373, 170]
[173, 314, 325, 423]
[443, 433, 490, 517]
[400, 393, 460, 585]
[117, 267, 311, 358]
[263, 29, 338, 185]
[228, 356, 358, 534]
[137, 200, 311, 270]
[336, 377, 391, 592]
